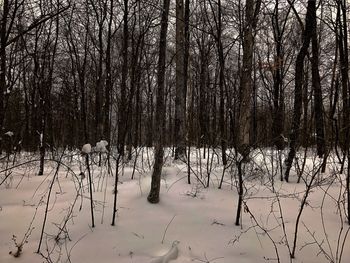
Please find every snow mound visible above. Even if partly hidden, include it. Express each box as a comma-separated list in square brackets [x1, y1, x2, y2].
[95, 140, 108, 152]
[149, 241, 179, 263]
[81, 143, 92, 154]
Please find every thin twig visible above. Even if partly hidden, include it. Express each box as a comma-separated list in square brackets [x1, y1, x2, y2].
[161, 215, 176, 244]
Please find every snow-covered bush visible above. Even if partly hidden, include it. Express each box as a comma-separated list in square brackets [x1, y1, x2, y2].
[95, 140, 108, 153]
[81, 144, 92, 154]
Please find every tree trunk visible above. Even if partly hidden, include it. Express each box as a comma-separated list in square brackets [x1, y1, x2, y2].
[217, 0, 227, 166]
[199, 47, 208, 148]
[284, 0, 314, 182]
[337, 0, 350, 225]
[103, 0, 114, 143]
[112, 0, 129, 226]
[338, 1, 349, 153]
[39, 14, 59, 175]
[147, 0, 170, 204]
[208, 0, 228, 165]
[174, 0, 186, 160]
[238, 0, 261, 159]
[0, 0, 9, 154]
[271, 0, 285, 150]
[95, 24, 104, 143]
[117, 0, 129, 156]
[311, 1, 325, 157]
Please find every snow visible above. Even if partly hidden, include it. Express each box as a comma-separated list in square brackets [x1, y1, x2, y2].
[0, 148, 349, 263]
[81, 144, 92, 154]
[149, 241, 179, 263]
[4, 131, 14, 137]
[39, 133, 43, 147]
[95, 140, 108, 153]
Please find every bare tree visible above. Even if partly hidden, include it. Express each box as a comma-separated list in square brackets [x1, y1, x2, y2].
[284, 0, 318, 182]
[237, 0, 261, 159]
[174, 0, 186, 160]
[310, 0, 325, 158]
[0, 0, 9, 154]
[147, 0, 170, 204]
[112, 0, 129, 225]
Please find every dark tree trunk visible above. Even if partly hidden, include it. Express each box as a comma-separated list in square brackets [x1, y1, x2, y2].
[103, 0, 114, 143]
[174, 0, 186, 160]
[208, 0, 228, 165]
[146, 73, 154, 147]
[81, 12, 90, 144]
[199, 47, 208, 148]
[39, 14, 59, 175]
[38, 98, 47, 176]
[133, 33, 144, 149]
[271, 0, 285, 150]
[284, 0, 315, 182]
[311, 1, 325, 157]
[147, 0, 170, 204]
[338, 1, 349, 153]
[126, 17, 144, 160]
[217, 0, 227, 166]
[238, 0, 261, 159]
[302, 65, 309, 148]
[112, 0, 129, 226]
[0, 0, 9, 154]
[337, 0, 350, 225]
[117, 0, 129, 156]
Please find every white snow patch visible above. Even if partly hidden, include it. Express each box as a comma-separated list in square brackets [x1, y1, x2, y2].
[149, 241, 179, 263]
[0, 149, 349, 263]
[4, 131, 13, 137]
[95, 140, 108, 153]
[81, 143, 92, 154]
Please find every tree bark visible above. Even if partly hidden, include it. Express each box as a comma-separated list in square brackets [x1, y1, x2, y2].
[217, 0, 227, 166]
[271, 0, 285, 150]
[103, 0, 114, 143]
[147, 0, 170, 204]
[338, 1, 349, 153]
[311, 0, 325, 157]
[238, 0, 261, 159]
[112, 0, 129, 226]
[117, 0, 129, 156]
[0, 0, 9, 154]
[174, 0, 186, 160]
[39, 12, 59, 175]
[284, 0, 315, 182]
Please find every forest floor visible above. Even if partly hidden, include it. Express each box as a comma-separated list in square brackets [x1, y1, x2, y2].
[0, 148, 349, 263]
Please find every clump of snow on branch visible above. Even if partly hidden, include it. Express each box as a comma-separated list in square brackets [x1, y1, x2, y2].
[81, 144, 92, 154]
[5, 131, 14, 137]
[95, 140, 108, 153]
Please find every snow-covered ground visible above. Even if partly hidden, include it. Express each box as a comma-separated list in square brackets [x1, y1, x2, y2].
[0, 148, 349, 263]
